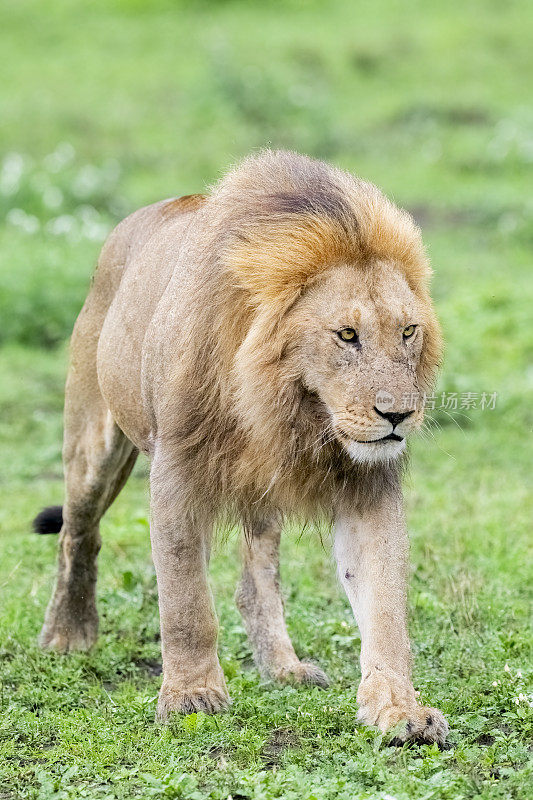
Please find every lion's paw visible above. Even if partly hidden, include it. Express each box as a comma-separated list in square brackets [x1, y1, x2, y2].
[156, 680, 231, 721]
[360, 702, 449, 746]
[357, 666, 448, 746]
[39, 614, 98, 653]
[271, 661, 329, 688]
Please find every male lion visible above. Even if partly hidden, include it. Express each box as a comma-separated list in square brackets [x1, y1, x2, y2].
[34, 150, 448, 744]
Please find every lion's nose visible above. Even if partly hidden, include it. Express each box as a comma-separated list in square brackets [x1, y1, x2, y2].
[373, 407, 414, 428]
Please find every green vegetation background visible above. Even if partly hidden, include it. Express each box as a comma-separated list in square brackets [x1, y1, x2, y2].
[0, 1, 531, 798]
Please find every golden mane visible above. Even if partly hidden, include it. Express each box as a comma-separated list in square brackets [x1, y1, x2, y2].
[161, 150, 441, 518]
[209, 149, 431, 307]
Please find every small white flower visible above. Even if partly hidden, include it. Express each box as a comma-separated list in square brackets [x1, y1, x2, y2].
[0, 152, 24, 195]
[43, 142, 75, 172]
[46, 214, 76, 236]
[73, 164, 101, 197]
[492, 681, 498, 687]
[517, 670, 522, 678]
[504, 664, 510, 673]
[6, 207, 39, 234]
[42, 185, 63, 209]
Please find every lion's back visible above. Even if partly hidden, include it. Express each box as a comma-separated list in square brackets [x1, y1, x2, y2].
[94, 195, 205, 302]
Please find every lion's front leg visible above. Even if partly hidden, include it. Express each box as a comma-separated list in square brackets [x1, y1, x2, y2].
[334, 493, 448, 746]
[235, 514, 329, 687]
[150, 450, 229, 721]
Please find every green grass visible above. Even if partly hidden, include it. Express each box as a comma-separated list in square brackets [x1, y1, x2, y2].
[0, 0, 532, 797]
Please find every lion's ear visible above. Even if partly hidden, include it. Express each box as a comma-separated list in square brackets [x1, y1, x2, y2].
[222, 216, 356, 306]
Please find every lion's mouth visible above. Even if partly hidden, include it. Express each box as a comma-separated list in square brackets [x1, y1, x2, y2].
[335, 425, 407, 465]
[336, 427, 404, 445]
[355, 432, 404, 444]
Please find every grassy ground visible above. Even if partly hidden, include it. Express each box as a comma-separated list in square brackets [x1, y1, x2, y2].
[0, 1, 532, 798]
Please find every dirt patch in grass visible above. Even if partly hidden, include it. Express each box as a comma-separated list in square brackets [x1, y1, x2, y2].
[261, 728, 300, 768]
[476, 733, 496, 746]
[134, 658, 162, 677]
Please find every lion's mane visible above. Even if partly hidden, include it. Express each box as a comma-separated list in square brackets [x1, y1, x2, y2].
[164, 150, 441, 520]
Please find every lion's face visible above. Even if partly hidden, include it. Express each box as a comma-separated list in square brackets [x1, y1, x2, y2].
[286, 262, 429, 465]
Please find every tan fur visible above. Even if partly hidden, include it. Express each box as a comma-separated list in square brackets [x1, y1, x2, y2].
[39, 150, 447, 744]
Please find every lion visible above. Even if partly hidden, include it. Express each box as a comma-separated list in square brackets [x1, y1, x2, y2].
[33, 149, 448, 745]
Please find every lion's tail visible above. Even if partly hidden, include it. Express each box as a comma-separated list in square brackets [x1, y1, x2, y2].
[33, 505, 63, 534]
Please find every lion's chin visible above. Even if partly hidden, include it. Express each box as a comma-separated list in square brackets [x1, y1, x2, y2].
[344, 438, 406, 466]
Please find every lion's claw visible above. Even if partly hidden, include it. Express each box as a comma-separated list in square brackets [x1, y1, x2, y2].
[376, 704, 449, 746]
[156, 681, 231, 721]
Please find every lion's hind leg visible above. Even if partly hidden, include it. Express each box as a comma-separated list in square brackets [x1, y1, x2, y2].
[39, 362, 138, 652]
[235, 515, 329, 688]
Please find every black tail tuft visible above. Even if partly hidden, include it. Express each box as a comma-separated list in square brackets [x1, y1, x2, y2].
[33, 505, 63, 534]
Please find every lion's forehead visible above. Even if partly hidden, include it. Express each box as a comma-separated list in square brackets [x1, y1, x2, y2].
[302, 264, 420, 333]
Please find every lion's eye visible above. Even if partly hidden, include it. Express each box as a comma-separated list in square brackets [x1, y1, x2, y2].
[403, 324, 417, 339]
[338, 328, 358, 343]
